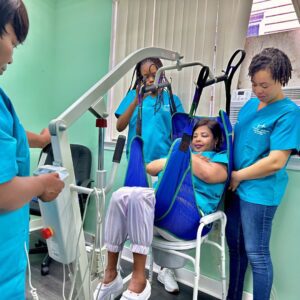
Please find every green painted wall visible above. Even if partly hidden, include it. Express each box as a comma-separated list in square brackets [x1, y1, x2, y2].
[1, 0, 56, 130]
[270, 169, 300, 300]
[0, 0, 112, 168]
[52, 0, 112, 151]
[1, 0, 57, 170]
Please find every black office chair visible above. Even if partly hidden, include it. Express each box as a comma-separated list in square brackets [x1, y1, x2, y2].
[29, 143, 93, 275]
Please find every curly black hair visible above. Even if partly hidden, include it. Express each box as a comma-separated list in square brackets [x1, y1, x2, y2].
[248, 48, 292, 86]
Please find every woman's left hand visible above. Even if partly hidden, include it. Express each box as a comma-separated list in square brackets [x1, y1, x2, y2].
[229, 171, 241, 191]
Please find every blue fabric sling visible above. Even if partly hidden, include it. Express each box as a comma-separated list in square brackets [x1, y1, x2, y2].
[154, 110, 233, 240]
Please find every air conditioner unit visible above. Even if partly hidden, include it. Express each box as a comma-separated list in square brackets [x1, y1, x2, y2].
[230, 86, 300, 126]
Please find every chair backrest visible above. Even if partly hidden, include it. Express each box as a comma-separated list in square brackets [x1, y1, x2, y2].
[41, 144, 92, 185]
[30, 143, 92, 216]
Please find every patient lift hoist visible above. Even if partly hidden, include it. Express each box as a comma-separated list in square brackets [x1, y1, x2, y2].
[36, 47, 244, 299]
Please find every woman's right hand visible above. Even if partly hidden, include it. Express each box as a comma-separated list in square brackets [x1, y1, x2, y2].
[38, 173, 65, 202]
[228, 171, 241, 192]
[116, 87, 141, 132]
[136, 83, 152, 101]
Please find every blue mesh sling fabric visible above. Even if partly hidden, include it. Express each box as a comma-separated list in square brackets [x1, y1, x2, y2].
[123, 86, 152, 188]
[154, 139, 203, 240]
[154, 139, 194, 219]
[154, 110, 232, 240]
[124, 136, 149, 187]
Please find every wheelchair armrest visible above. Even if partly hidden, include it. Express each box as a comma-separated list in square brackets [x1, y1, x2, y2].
[200, 210, 226, 226]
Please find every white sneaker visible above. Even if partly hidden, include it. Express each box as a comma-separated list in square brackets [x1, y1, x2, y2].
[120, 280, 151, 300]
[157, 268, 179, 293]
[94, 273, 123, 300]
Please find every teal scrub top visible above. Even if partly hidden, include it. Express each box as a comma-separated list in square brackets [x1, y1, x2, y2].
[193, 151, 228, 215]
[0, 88, 30, 299]
[234, 97, 300, 206]
[115, 90, 184, 163]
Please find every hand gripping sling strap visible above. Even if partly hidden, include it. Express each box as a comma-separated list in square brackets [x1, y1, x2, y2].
[123, 50, 245, 239]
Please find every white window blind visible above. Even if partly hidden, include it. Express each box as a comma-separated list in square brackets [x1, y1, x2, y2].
[107, 0, 252, 141]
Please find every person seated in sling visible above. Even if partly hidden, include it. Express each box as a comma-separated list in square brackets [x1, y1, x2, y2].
[94, 118, 227, 300]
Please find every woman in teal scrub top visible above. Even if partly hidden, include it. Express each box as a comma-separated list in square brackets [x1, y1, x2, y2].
[115, 57, 184, 163]
[0, 1, 65, 298]
[225, 48, 300, 300]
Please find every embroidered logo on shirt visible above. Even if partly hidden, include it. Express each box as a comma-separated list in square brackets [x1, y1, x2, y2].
[253, 124, 270, 135]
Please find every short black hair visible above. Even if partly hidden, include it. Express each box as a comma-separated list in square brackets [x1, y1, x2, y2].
[0, 0, 29, 43]
[193, 118, 223, 152]
[248, 48, 292, 86]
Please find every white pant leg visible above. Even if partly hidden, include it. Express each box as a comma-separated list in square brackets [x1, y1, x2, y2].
[127, 187, 155, 255]
[104, 187, 131, 253]
[104, 186, 155, 254]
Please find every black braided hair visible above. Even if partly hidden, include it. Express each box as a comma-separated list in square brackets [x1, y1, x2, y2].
[132, 57, 163, 89]
[248, 48, 292, 86]
[127, 57, 168, 113]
